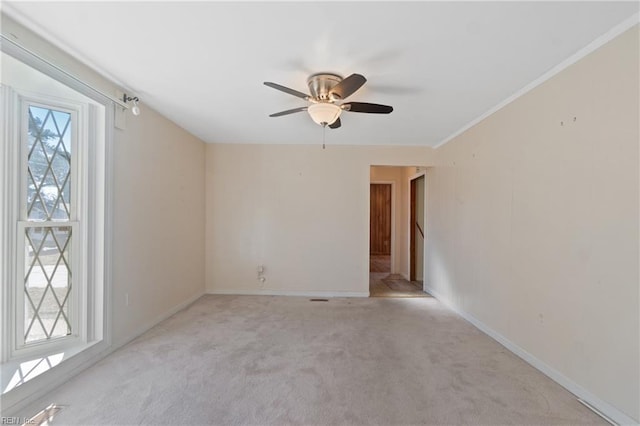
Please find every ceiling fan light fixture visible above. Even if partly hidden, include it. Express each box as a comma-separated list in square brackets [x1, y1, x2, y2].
[307, 103, 342, 126]
[265, 73, 392, 129]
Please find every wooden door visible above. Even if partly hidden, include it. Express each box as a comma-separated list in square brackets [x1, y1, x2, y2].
[370, 184, 391, 255]
[410, 178, 416, 280]
[410, 175, 425, 281]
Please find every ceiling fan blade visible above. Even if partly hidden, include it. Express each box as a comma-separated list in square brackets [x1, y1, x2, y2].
[343, 102, 393, 114]
[329, 74, 366, 100]
[264, 82, 310, 100]
[269, 106, 308, 117]
[328, 117, 341, 129]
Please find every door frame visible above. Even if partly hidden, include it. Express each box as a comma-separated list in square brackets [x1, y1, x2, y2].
[370, 180, 395, 274]
[408, 171, 426, 283]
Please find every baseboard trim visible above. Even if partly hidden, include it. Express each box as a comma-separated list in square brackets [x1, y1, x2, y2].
[112, 290, 205, 348]
[207, 289, 370, 298]
[424, 284, 638, 426]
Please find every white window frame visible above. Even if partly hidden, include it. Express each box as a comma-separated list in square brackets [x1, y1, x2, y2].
[11, 96, 89, 359]
[2, 90, 95, 362]
[1, 40, 112, 383]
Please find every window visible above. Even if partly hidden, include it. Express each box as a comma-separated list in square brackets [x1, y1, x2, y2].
[1, 48, 109, 390]
[18, 103, 79, 351]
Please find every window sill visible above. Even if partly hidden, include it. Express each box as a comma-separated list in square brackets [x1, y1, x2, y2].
[1, 340, 99, 395]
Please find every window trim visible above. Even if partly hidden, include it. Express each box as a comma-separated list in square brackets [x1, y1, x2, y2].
[11, 96, 88, 359]
[0, 84, 20, 364]
[0, 37, 113, 412]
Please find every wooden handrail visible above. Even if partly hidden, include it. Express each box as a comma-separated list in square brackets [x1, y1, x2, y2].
[416, 222, 424, 238]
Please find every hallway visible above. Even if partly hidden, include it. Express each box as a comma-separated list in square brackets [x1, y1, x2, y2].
[369, 255, 429, 298]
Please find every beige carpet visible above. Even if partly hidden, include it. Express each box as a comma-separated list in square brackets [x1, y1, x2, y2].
[20, 295, 605, 425]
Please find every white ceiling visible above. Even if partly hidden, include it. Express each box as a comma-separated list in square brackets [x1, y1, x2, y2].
[4, 2, 638, 146]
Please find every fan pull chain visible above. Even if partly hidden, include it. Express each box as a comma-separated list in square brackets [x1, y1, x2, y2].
[322, 124, 326, 149]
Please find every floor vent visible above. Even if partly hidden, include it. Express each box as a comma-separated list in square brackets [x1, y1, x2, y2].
[310, 298, 329, 302]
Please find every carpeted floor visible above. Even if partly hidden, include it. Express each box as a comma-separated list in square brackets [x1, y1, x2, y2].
[21, 295, 605, 425]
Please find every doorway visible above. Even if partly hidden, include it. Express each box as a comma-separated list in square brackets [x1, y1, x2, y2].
[369, 183, 391, 273]
[368, 166, 429, 298]
[410, 175, 425, 283]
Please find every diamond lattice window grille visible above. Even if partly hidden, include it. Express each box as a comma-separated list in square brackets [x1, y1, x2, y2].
[27, 106, 71, 222]
[24, 226, 72, 343]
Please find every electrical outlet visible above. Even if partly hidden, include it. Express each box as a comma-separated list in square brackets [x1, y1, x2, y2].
[257, 265, 266, 286]
[125, 293, 130, 306]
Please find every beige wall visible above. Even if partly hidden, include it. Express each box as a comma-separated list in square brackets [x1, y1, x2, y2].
[205, 145, 434, 295]
[426, 25, 639, 421]
[111, 105, 206, 344]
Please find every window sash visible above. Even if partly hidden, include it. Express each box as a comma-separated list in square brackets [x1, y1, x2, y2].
[20, 100, 79, 223]
[14, 221, 82, 354]
[9, 96, 86, 357]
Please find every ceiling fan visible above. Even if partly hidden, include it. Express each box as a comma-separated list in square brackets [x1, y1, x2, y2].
[264, 73, 393, 129]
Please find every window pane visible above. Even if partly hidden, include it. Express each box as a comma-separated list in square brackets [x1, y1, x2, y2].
[24, 226, 72, 343]
[27, 106, 71, 221]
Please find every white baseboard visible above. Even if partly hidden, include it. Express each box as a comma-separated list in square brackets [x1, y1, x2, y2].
[208, 289, 370, 298]
[112, 290, 205, 348]
[424, 284, 638, 426]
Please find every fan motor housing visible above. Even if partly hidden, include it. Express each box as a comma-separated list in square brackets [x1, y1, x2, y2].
[307, 73, 343, 101]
